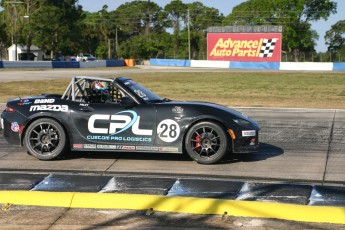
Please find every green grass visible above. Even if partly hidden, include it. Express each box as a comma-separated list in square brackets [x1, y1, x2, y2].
[1, 71, 345, 109]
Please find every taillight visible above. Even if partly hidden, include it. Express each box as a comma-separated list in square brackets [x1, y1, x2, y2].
[4, 106, 16, 113]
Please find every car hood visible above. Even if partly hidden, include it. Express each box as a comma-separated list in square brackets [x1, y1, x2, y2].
[163, 100, 258, 125]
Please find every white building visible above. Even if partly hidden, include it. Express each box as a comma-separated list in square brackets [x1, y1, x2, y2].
[7, 44, 44, 61]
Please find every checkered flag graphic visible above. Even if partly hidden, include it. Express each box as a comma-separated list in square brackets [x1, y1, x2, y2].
[259, 38, 277, 58]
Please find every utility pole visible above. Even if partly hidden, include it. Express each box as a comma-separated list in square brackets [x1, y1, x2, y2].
[187, 9, 191, 60]
[5, 1, 24, 61]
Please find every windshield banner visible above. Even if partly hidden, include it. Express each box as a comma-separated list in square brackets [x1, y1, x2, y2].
[207, 33, 282, 62]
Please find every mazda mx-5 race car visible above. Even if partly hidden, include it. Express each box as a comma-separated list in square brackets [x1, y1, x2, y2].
[0, 76, 260, 164]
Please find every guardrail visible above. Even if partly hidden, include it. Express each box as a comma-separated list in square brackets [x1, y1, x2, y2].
[0, 60, 125, 69]
[150, 58, 345, 71]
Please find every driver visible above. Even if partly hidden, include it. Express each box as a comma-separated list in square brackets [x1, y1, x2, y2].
[90, 81, 111, 103]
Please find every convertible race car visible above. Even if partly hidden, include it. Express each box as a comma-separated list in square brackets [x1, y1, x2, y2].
[0, 76, 260, 164]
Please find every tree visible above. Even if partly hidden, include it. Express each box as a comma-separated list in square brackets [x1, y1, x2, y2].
[164, 0, 187, 58]
[185, 2, 223, 59]
[325, 20, 345, 53]
[224, 0, 337, 61]
[0, 10, 8, 60]
[29, 0, 84, 59]
[112, 0, 164, 59]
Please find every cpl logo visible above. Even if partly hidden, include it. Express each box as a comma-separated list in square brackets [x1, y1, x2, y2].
[88, 110, 152, 136]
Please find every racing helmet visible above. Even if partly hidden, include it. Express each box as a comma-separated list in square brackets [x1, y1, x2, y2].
[91, 81, 109, 94]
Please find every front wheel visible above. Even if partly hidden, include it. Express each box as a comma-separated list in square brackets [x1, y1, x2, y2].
[184, 121, 229, 164]
[24, 118, 67, 160]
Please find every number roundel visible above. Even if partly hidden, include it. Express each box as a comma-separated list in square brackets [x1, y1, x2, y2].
[157, 119, 180, 142]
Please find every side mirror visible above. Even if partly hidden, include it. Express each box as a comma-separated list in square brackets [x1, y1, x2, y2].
[120, 97, 136, 107]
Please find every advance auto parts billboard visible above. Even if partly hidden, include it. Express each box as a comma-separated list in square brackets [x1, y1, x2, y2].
[207, 33, 282, 62]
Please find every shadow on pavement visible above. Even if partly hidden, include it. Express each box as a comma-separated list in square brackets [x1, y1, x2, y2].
[227, 142, 284, 163]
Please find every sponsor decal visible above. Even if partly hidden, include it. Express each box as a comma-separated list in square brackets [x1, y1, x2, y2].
[122, 146, 136, 150]
[242, 130, 256, 137]
[30, 105, 68, 112]
[18, 99, 32, 105]
[157, 119, 180, 143]
[87, 110, 153, 143]
[86, 135, 152, 142]
[159, 147, 179, 152]
[11, 122, 20, 132]
[80, 103, 89, 107]
[172, 106, 184, 114]
[250, 138, 256, 146]
[95, 144, 135, 150]
[73, 144, 83, 149]
[88, 110, 152, 135]
[136, 146, 158, 151]
[134, 90, 148, 99]
[34, 99, 55, 104]
[84, 144, 96, 149]
[207, 33, 281, 62]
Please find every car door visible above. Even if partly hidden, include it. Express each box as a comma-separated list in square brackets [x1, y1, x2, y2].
[70, 102, 156, 151]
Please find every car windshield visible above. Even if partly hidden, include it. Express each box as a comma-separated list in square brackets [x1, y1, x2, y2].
[124, 79, 163, 102]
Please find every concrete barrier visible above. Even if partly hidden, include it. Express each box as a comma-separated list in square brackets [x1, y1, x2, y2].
[106, 60, 125, 67]
[150, 59, 344, 71]
[230, 61, 280, 70]
[333, 63, 345, 71]
[191, 60, 230, 68]
[79, 60, 106, 68]
[2, 61, 52, 68]
[150, 58, 191, 67]
[52, 61, 80, 68]
[280, 62, 333, 71]
[0, 60, 125, 69]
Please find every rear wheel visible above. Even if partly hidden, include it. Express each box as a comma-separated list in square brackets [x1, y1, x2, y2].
[184, 121, 229, 164]
[24, 118, 67, 160]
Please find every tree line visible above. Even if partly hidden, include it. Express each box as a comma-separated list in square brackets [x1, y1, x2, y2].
[0, 0, 343, 61]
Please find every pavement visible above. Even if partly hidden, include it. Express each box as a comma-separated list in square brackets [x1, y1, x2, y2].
[1, 68, 345, 228]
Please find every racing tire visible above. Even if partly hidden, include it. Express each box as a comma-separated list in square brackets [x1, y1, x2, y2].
[184, 121, 229, 164]
[24, 118, 67, 160]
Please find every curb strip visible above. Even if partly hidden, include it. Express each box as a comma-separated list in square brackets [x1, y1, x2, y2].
[0, 191, 344, 224]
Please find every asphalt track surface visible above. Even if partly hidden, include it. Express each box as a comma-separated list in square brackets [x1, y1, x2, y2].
[1, 68, 345, 229]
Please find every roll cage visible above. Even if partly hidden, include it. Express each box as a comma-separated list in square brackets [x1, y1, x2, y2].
[61, 76, 124, 103]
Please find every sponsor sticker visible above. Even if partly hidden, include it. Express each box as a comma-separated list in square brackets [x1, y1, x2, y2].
[159, 147, 179, 152]
[34, 99, 55, 104]
[172, 106, 184, 114]
[157, 119, 180, 143]
[73, 144, 83, 149]
[30, 105, 68, 112]
[18, 99, 32, 105]
[122, 146, 136, 150]
[242, 130, 256, 137]
[136, 146, 158, 151]
[84, 144, 96, 149]
[11, 122, 20, 132]
[88, 110, 152, 136]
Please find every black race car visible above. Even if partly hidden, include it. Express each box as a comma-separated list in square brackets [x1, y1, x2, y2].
[0, 76, 260, 164]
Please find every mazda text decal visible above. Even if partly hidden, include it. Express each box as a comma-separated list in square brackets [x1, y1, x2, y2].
[87, 110, 153, 143]
[30, 105, 68, 112]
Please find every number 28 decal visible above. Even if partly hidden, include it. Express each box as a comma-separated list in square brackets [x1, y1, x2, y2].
[157, 119, 180, 142]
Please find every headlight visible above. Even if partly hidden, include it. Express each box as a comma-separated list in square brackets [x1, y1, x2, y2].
[233, 118, 250, 127]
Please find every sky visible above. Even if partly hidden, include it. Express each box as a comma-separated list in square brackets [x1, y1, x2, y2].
[79, 0, 345, 52]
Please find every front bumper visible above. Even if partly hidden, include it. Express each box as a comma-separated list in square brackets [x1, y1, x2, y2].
[232, 131, 259, 153]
